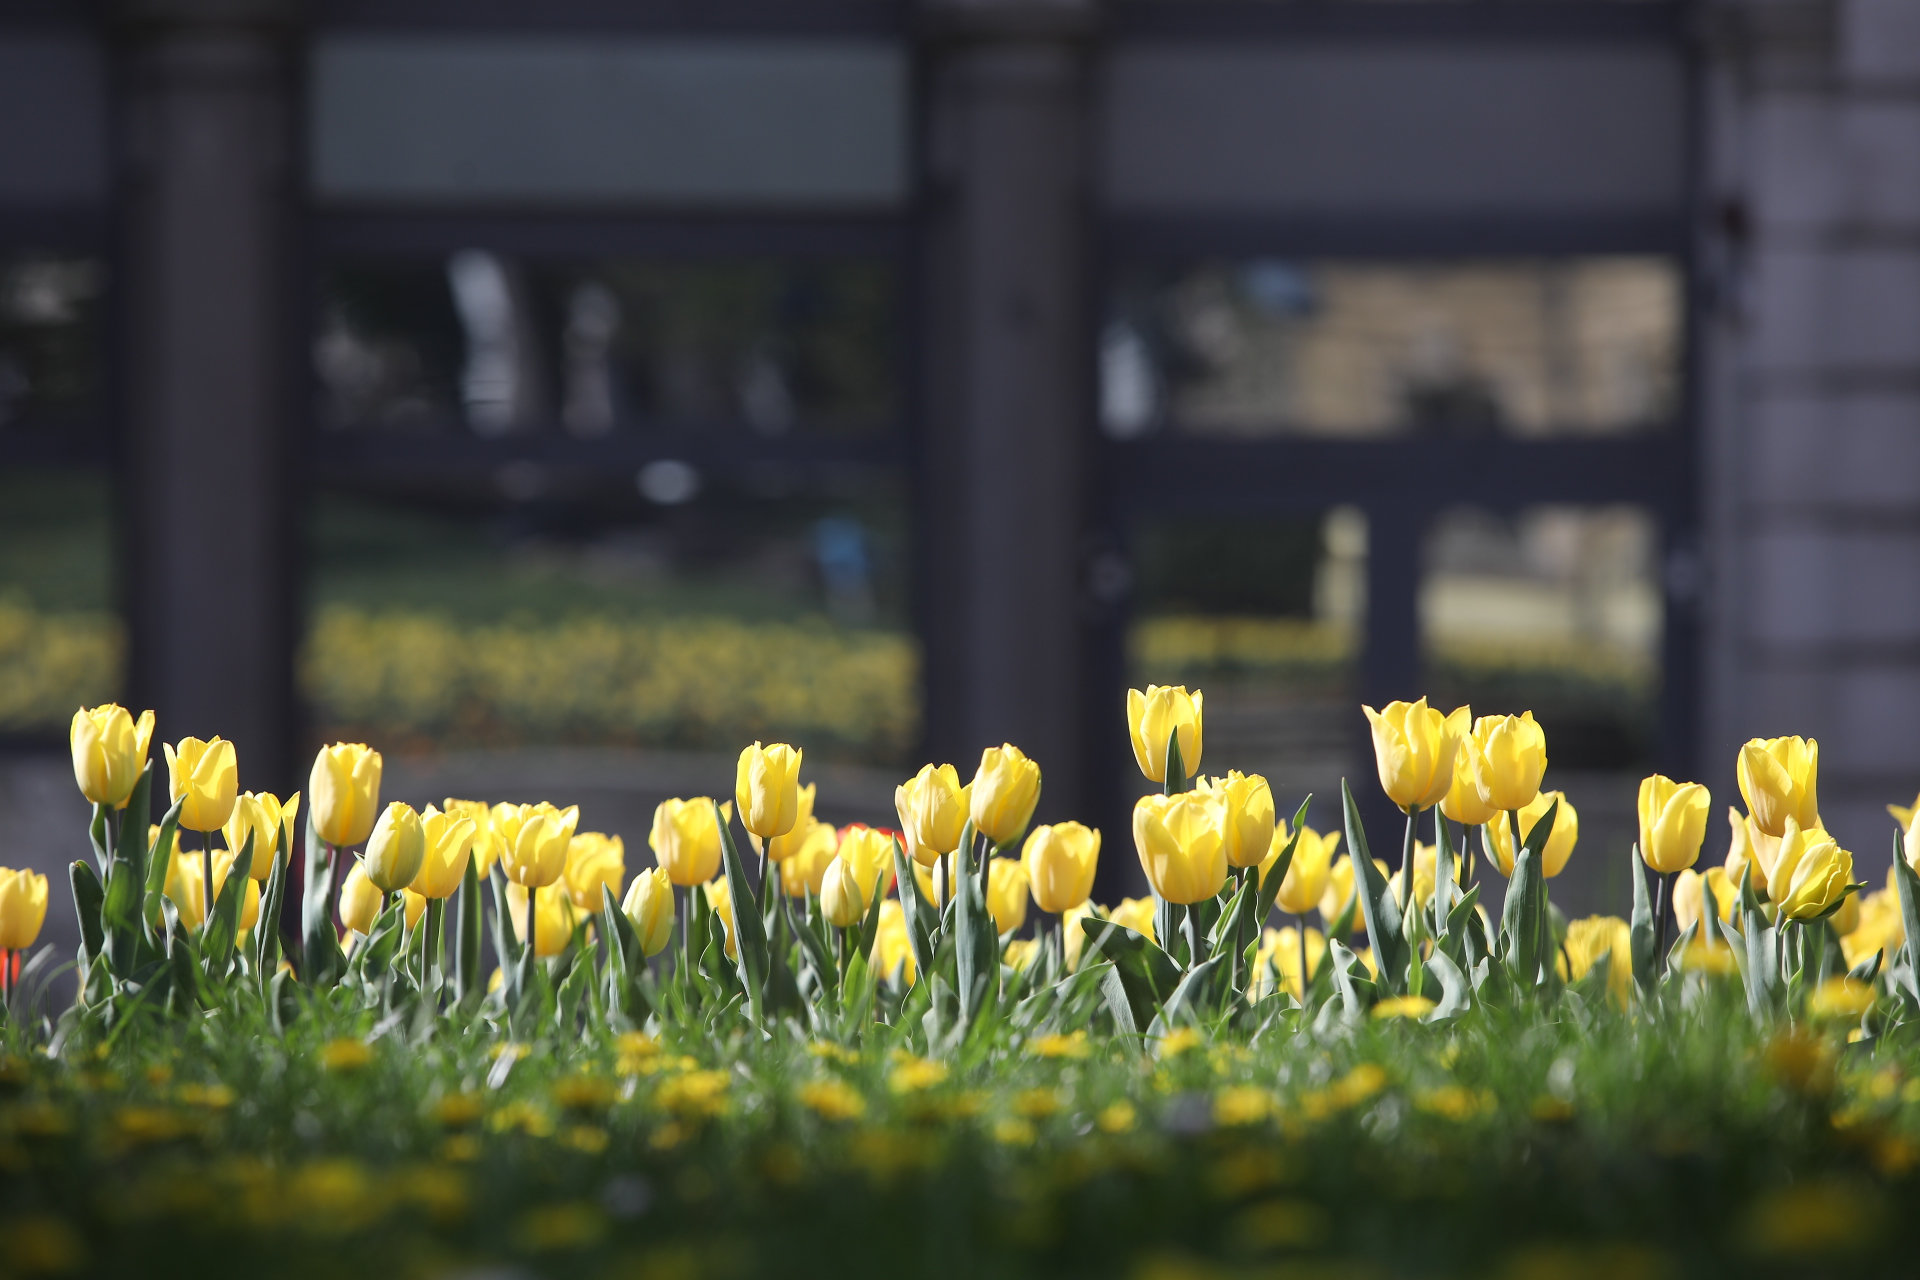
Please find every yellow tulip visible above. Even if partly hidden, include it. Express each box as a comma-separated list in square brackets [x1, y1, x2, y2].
[225, 790, 300, 881]
[1258, 925, 1326, 1001]
[1770, 818, 1854, 921]
[411, 806, 477, 900]
[0, 868, 49, 949]
[1842, 886, 1903, 970]
[1022, 822, 1100, 915]
[760, 783, 818, 864]
[1363, 699, 1467, 813]
[986, 858, 1029, 934]
[648, 798, 726, 888]
[1560, 916, 1632, 1006]
[1674, 866, 1737, 934]
[1485, 790, 1579, 878]
[364, 802, 426, 894]
[971, 744, 1042, 847]
[1391, 843, 1461, 912]
[1128, 685, 1204, 783]
[1466, 712, 1547, 813]
[820, 857, 868, 928]
[495, 802, 579, 890]
[778, 820, 838, 897]
[165, 847, 257, 934]
[338, 860, 381, 936]
[69, 704, 155, 808]
[735, 741, 803, 840]
[836, 825, 897, 902]
[895, 764, 971, 863]
[563, 832, 625, 912]
[1133, 792, 1227, 905]
[622, 867, 675, 957]
[1829, 884, 1861, 936]
[1062, 900, 1101, 970]
[704, 876, 738, 959]
[1110, 896, 1157, 943]
[1891, 791, 1920, 831]
[403, 887, 430, 931]
[506, 882, 576, 958]
[1724, 807, 1768, 896]
[310, 743, 383, 847]
[1318, 856, 1391, 930]
[1269, 824, 1337, 916]
[1637, 775, 1710, 875]
[165, 736, 238, 833]
[444, 799, 498, 876]
[872, 898, 916, 983]
[1737, 736, 1819, 839]
[1439, 730, 1500, 827]
[1199, 771, 1276, 869]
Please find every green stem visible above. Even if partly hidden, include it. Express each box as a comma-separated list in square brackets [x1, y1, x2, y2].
[203, 830, 215, 935]
[1652, 869, 1670, 972]
[1184, 903, 1205, 969]
[425, 897, 445, 986]
[1297, 912, 1310, 1005]
[1400, 806, 1420, 922]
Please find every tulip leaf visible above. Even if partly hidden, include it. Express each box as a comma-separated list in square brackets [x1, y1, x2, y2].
[1892, 835, 1920, 988]
[790, 897, 837, 1002]
[1624, 850, 1655, 991]
[855, 858, 886, 964]
[1342, 779, 1407, 995]
[88, 804, 110, 878]
[1089, 961, 1137, 1035]
[954, 837, 999, 1029]
[1424, 945, 1471, 1022]
[1740, 863, 1778, 1017]
[144, 794, 187, 933]
[454, 849, 482, 1005]
[1079, 917, 1180, 1033]
[1254, 795, 1312, 927]
[255, 823, 290, 984]
[1325, 939, 1370, 1021]
[892, 839, 938, 990]
[1849, 947, 1884, 985]
[716, 800, 770, 1028]
[202, 829, 254, 978]
[1163, 731, 1190, 796]
[488, 863, 522, 1008]
[301, 815, 346, 989]
[69, 860, 104, 964]
[1152, 952, 1225, 1033]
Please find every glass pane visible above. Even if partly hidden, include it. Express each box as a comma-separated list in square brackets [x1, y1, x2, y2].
[1422, 504, 1661, 917]
[317, 255, 899, 437]
[1128, 507, 1365, 819]
[1103, 257, 1679, 440]
[0, 252, 107, 431]
[0, 468, 120, 734]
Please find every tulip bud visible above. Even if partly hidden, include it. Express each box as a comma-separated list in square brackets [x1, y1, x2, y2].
[735, 741, 803, 840]
[70, 704, 155, 809]
[1110, 896, 1158, 943]
[622, 867, 675, 957]
[820, 857, 868, 927]
[506, 882, 575, 958]
[1259, 925, 1326, 1002]
[0, 868, 48, 950]
[1675, 866, 1738, 935]
[760, 783, 818, 864]
[411, 806, 477, 900]
[1737, 736, 1819, 839]
[703, 876, 738, 959]
[225, 790, 300, 881]
[1270, 824, 1337, 916]
[1637, 775, 1710, 875]
[872, 898, 916, 983]
[1486, 790, 1580, 879]
[836, 825, 898, 902]
[1022, 821, 1100, 915]
[1062, 900, 1101, 971]
[562, 832, 625, 912]
[1133, 792, 1228, 905]
[444, 799, 498, 877]
[310, 743, 383, 848]
[338, 860, 381, 936]
[1199, 772, 1276, 869]
[165, 847, 236, 934]
[1561, 916, 1633, 1007]
[648, 798, 726, 887]
[1363, 700, 1466, 814]
[778, 820, 838, 897]
[986, 857, 1029, 934]
[895, 764, 971, 863]
[1467, 712, 1547, 813]
[1770, 818, 1855, 921]
[363, 802, 426, 893]
[971, 744, 1042, 847]
[1725, 806, 1768, 896]
[495, 802, 579, 890]
[1438, 730, 1500, 828]
[1128, 685, 1204, 784]
[165, 736, 239, 834]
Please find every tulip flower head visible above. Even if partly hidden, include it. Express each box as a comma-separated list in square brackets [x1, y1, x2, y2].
[1467, 712, 1547, 813]
[1737, 736, 1819, 839]
[563, 832, 625, 912]
[1110, 896, 1158, 943]
[0, 868, 48, 950]
[1133, 792, 1228, 905]
[411, 805, 478, 900]
[444, 799, 498, 877]
[622, 867, 676, 957]
[819, 857, 868, 928]
[1022, 821, 1100, 915]
[1637, 775, 1711, 876]
[1561, 916, 1633, 1006]
[164, 847, 256, 935]
[736, 741, 803, 840]
[986, 857, 1030, 934]
[836, 825, 898, 902]
[338, 860, 381, 936]
[364, 802, 426, 894]
[1724, 807, 1769, 896]
[1363, 700, 1467, 813]
[165, 736, 239, 834]
[1674, 866, 1736, 935]
[1769, 818, 1857, 921]
[507, 882, 576, 958]
[895, 764, 971, 863]
[495, 802, 580, 890]
[759, 783, 818, 864]
[1128, 685, 1204, 784]
[1199, 771, 1276, 869]
[1260, 925, 1326, 1002]
[1269, 823, 1338, 916]
[1485, 790, 1579, 879]
[1439, 731, 1500, 828]
[70, 704, 155, 809]
[226, 790, 299, 881]
[778, 819, 838, 898]
[649, 798, 728, 887]
[872, 899, 916, 984]
[1062, 901, 1101, 970]
[310, 743, 383, 848]
[704, 877, 738, 960]
[971, 744, 1042, 847]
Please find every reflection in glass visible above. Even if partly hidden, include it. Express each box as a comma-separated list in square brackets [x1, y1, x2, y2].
[316, 257, 898, 436]
[0, 253, 105, 429]
[1104, 257, 1678, 439]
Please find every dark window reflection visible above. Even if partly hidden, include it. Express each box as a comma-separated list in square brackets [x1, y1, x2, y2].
[0, 253, 105, 430]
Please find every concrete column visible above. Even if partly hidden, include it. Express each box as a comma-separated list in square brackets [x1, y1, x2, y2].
[118, 0, 299, 790]
[1704, 0, 1920, 866]
[920, 0, 1096, 823]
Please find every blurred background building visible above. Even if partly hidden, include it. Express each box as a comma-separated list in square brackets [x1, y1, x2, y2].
[0, 0, 1911, 947]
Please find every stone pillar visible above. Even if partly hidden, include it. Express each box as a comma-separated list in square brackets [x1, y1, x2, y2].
[118, 0, 299, 790]
[920, 0, 1096, 824]
[1704, 0, 1920, 865]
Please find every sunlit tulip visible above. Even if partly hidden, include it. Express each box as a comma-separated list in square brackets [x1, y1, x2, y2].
[1439, 730, 1500, 827]
[1318, 855, 1389, 931]
[704, 877, 738, 959]
[760, 783, 818, 864]
[411, 806, 477, 900]
[1362, 700, 1466, 813]
[1737, 736, 1819, 839]
[507, 882, 576, 958]
[1485, 790, 1579, 879]
[779, 820, 838, 898]
[648, 798, 727, 888]
[444, 799, 498, 876]
[1637, 775, 1710, 875]
[164, 847, 255, 934]
[1110, 896, 1157, 943]
[1388, 842, 1460, 912]
[836, 825, 897, 902]
[971, 745, 1042, 847]
[562, 832, 625, 912]
[1842, 885, 1903, 970]
[1260, 925, 1326, 1001]
[69, 704, 155, 808]
[1133, 792, 1227, 905]
[735, 741, 803, 840]
[1199, 772, 1275, 869]
[1128, 685, 1204, 783]
[986, 858, 1029, 934]
[1003, 939, 1040, 972]
[895, 764, 971, 863]
[338, 861, 381, 936]
[1062, 901, 1101, 970]
[622, 867, 675, 957]
[1770, 818, 1855, 921]
[872, 899, 916, 983]
[1674, 866, 1737, 934]
[1467, 712, 1547, 813]
[495, 802, 579, 890]
[226, 790, 300, 881]
[364, 803, 426, 894]
[1829, 885, 1861, 936]
[0, 868, 48, 950]
[310, 743, 383, 847]
[165, 736, 238, 833]
[1269, 824, 1338, 916]
[401, 887, 427, 932]
[1724, 807, 1768, 896]
[1022, 822, 1100, 914]
[820, 858, 868, 928]
[1560, 916, 1632, 1006]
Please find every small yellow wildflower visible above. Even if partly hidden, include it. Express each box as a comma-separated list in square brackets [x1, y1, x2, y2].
[319, 1039, 372, 1072]
[888, 1057, 949, 1093]
[1028, 1031, 1090, 1059]
[1371, 995, 1435, 1021]
[797, 1079, 866, 1122]
[1214, 1086, 1274, 1126]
